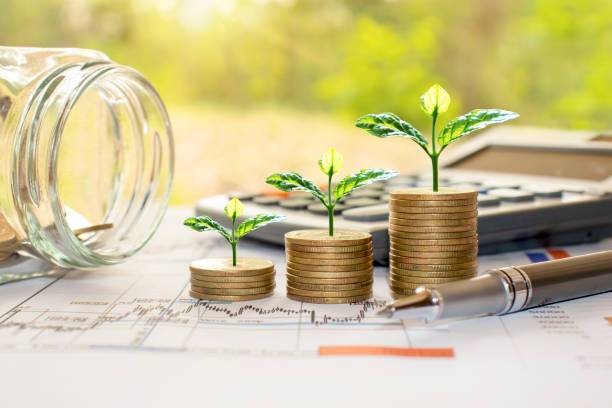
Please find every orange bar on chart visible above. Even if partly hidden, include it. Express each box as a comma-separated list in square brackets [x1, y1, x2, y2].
[318, 345, 455, 358]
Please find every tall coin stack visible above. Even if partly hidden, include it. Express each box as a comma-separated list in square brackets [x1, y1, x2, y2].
[285, 230, 373, 304]
[189, 258, 276, 301]
[388, 188, 478, 298]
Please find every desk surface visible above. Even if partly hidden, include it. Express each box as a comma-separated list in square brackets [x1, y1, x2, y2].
[0, 208, 610, 408]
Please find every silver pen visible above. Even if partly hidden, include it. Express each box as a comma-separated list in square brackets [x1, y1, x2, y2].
[378, 250, 612, 323]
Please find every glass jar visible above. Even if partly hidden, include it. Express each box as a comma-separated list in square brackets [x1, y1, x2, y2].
[0, 47, 174, 269]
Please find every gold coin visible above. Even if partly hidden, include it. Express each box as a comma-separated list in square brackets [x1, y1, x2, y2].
[190, 258, 273, 276]
[0, 216, 18, 255]
[389, 281, 445, 290]
[390, 268, 476, 278]
[388, 211, 478, 220]
[390, 236, 479, 246]
[389, 198, 476, 207]
[390, 275, 472, 285]
[390, 248, 477, 259]
[288, 255, 372, 266]
[389, 188, 478, 200]
[389, 217, 476, 227]
[287, 279, 372, 292]
[286, 249, 371, 260]
[286, 272, 372, 285]
[390, 204, 477, 214]
[285, 229, 371, 247]
[285, 243, 372, 253]
[190, 278, 275, 289]
[390, 260, 477, 271]
[0, 228, 17, 245]
[287, 293, 372, 304]
[191, 271, 275, 283]
[287, 262, 372, 273]
[391, 290, 415, 299]
[191, 283, 275, 296]
[389, 252, 477, 264]
[287, 285, 371, 298]
[389, 229, 476, 239]
[388, 223, 477, 233]
[287, 266, 372, 279]
[189, 290, 273, 301]
[390, 253, 476, 264]
[390, 242, 476, 252]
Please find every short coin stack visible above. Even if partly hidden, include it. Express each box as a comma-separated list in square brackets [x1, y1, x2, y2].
[388, 188, 478, 298]
[189, 258, 276, 301]
[0, 215, 19, 261]
[285, 230, 373, 304]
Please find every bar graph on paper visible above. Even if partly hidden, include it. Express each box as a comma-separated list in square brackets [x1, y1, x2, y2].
[0, 221, 610, 371]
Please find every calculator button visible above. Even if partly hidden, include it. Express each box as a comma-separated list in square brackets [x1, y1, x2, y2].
[477, 193, 501, 207]
[522, 185, 563, 198]
[449, 183, 481, 191]
[279, 199, 312, 210]
[286, 191, 315, 200]
[253, 196, 283, 206]
[228, 192, 257, 201]
[388, 175, 417, 184]
[480, 180, 520, 190]
[342, 204, 389, 222]
[487, 188, 535, 203]
[343, 197, 381, 208]
[347, 189, 384, 199]
[307, 203, 346, 215]
[384, 183, 415, 192]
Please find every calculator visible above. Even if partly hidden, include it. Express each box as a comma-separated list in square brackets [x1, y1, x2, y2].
[196, 126, 612, 263]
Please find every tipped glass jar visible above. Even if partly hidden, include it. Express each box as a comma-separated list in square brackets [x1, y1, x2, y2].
[0, 47, 174, 269]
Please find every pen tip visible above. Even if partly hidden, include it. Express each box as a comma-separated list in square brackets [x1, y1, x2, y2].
[377, 304, 394, 317]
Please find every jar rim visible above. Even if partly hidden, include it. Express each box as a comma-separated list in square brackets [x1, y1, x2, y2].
[12, 61, 174, 268]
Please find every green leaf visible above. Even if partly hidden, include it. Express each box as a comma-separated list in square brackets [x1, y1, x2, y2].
[355, 113, 428, 148]
[318, 147, 344, 176]
[224, 197, 244, 220]
[183, 216, 231, 242]
[420, 84, 451, 116]
[236, 213, 286, 240]
[438, 109, 519, 148]
[266, 172, 325, 202]
[333, 168, 398, 202]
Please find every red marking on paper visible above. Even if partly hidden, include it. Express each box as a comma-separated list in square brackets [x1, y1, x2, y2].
[546, 248, 570, 259]
[318, 346, 455, 358]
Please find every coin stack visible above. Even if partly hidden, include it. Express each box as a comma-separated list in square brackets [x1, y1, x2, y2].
[189, 258, 276, 301]
[388, 188, 478, 298]
[0, 215, 19, 261]
[285, 230, 373, 304]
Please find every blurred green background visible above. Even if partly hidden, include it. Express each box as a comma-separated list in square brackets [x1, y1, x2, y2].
[3, 0, 611, 203]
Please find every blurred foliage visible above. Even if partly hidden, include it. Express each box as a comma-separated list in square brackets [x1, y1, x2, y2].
[1, 0, 611, 130]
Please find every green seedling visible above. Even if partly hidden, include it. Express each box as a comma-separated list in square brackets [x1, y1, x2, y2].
[184, 197, 285, 266]
[355, 84, 519, 192]
[266, 148, 397, 236]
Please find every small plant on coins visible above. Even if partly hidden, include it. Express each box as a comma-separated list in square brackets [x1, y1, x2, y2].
[266, 148, 397, 236]
[184, 198, 285, 266]
[355, 84, 519, 192]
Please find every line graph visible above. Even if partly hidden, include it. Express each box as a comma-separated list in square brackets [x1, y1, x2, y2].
[0, 211, 609, 367]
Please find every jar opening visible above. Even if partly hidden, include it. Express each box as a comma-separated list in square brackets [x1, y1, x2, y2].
[16, 63, 173, 267]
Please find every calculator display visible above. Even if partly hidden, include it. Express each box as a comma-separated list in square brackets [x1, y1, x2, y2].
[447, 146, 612, 181]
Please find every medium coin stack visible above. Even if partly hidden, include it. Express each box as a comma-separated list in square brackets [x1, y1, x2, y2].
[285, 230, 373, 304]
[0, 215, 19, 261]
[189, 258, 276, 301]
[388, 188, 478, 298]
